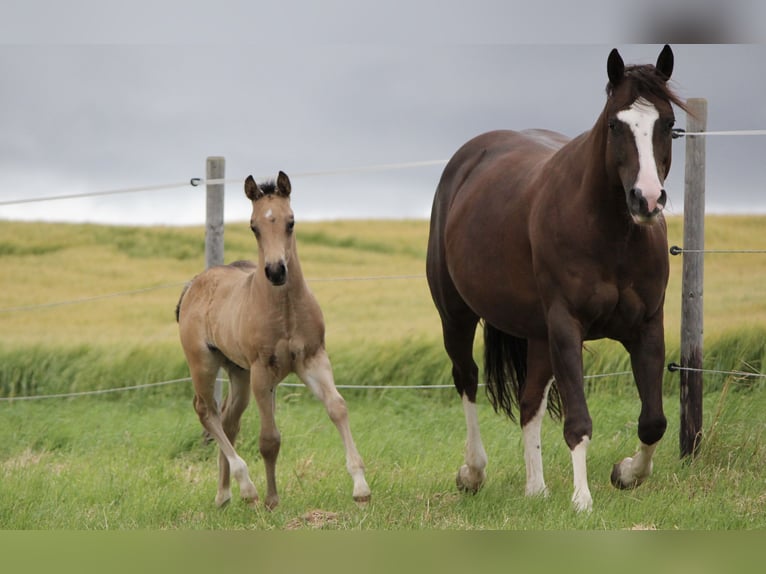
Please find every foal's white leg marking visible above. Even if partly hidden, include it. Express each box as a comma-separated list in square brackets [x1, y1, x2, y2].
[523, 379, 552, 497]
[299, 352, 371, 502]
[613, 441, 657, 487]
[617, 97, 663, 211]
[217, 453, 257, 507]
[570, 435, 593, 512]
[457, 393, 488, 492]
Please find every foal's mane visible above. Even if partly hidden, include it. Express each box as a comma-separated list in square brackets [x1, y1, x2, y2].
[606, 64, 690, 114]
[258, 179, 278, 195]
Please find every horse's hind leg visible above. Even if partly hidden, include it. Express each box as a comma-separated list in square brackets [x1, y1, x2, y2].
[441, 315, 486, 493]
[215, 366, 253, 506]
[520, 338, 554, 497]
[297, 350, 371, 503]
[189, 352, 258, 507]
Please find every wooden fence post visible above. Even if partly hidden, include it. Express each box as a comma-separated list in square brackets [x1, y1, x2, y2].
[679, 98, 707, 458]
[205, 157, 225, 269]
[206, 157, 225, 411]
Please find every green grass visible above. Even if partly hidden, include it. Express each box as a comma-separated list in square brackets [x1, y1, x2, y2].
[0, 216, 765, 529]
[0, 382, 763, 529]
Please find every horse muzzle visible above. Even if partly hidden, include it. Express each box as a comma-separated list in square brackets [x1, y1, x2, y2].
[627, 187, 667, 225]
[265, 261, 287, 286]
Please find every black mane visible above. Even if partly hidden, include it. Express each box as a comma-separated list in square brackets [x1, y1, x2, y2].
[259, 179, 277, 195]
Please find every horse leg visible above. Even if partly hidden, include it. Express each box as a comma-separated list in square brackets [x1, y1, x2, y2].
[188, 353, 258, 507]
[250, 364, 281, 510]
[520, 338, 554, 497]
[297, 350, 371, 503]
[215, 366, 253, 506]
[441, 317, 486, 493]
[547, 304, 593, 512]
[612, 322, 667, 489]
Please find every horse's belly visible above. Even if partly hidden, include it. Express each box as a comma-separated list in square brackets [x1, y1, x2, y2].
[449, 259, 547, 337]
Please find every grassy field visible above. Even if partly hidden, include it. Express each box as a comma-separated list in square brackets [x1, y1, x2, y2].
[0, 216, 765, 530]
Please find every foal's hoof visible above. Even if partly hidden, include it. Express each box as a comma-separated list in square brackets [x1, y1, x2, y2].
[610, 458, 648, 490]
[264, 494, 280, 511]
[353, 493, 372, 504]
[456, 464, 485, 494]
[215, 492, 232, 508]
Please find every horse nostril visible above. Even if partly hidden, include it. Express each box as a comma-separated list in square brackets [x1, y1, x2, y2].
[265, 261, 287, 285]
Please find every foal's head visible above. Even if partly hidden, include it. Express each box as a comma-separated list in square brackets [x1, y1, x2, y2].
[603, 44, 687, 225]
[244, 171, 295, 286]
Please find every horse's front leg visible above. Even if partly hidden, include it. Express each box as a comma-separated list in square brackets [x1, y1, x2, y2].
[251, 364, 281, 510]
[297, 350, 371, 503]
[613, 319, 667, 489]
[547, 304, 593, 512]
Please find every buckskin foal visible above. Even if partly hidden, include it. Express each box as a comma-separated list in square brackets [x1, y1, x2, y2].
[177, 171, 370, 509]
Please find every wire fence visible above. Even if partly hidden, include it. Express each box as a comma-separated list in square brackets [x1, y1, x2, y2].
[1, 371, 639, 402]
[4, 363, 764, 402]
[2, 135, 765, 402]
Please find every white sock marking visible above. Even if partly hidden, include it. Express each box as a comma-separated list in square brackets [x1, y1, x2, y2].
[523, 379, 552, 496]
[462, 394, 487, 471]
[571, 435, 592, 512]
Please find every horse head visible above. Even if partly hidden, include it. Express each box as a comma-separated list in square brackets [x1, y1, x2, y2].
[604, 44, 684, 225]
[244, 171, 295, 286]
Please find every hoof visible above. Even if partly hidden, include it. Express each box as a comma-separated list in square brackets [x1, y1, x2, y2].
[572, 493, 593, 513]
[264, 494, 280, 511]
[610, 459, 647, 490]
[353, 494, 372, 504]
[456, 464, 485, 494]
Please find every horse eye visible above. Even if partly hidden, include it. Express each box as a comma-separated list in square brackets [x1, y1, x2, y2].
[250, 223, 260, 237]
[286, 220, 295, 233]
[608, 119, 616, 131]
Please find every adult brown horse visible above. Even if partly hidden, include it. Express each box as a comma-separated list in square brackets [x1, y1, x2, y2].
[177, 171, 370, 510]
[426, 45, 688, 511]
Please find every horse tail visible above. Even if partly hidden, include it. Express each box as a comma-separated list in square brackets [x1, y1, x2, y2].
[483, 322, 526, 421]
[482, 322, 563, 421]
[175, 282, 191, 323]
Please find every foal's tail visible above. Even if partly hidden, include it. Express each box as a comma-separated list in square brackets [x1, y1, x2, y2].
[175, 282, 191, 323]
[483, 322, 561, 421]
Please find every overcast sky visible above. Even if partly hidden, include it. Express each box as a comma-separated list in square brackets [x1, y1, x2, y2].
[2, 2, 765, 225]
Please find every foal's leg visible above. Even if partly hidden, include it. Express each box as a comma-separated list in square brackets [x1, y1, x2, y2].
[612, 323, 667, 489]
[250, 364, 281, 510]
[297, 350, 371, 503]
[215, 367, 252, 507]
[519, 338, 554, 497]
[189, 353, 258, 507]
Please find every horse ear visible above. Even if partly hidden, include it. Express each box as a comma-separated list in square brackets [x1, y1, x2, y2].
[244, 175, 263, 201]
[276, 171, 291, 198]
[607, 48, 625, 89]
[655, 44, 674, 81]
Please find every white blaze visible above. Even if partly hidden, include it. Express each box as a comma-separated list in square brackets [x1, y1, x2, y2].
[616, 97, 663, 212]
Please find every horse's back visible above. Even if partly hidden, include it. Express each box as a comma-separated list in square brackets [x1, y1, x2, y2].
[427, 129, 568, 334]
[432, 129, 567, 213]
[177, 261, 256, 328]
